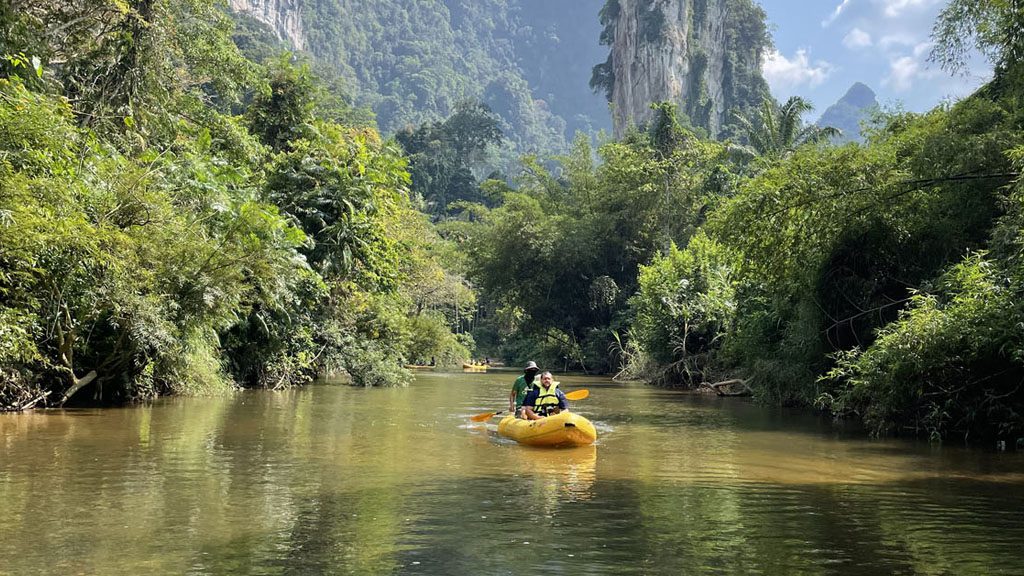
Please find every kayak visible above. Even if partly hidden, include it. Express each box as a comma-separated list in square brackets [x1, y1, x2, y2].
[463, 363, 488, 370]
[497, 411, 597, 447]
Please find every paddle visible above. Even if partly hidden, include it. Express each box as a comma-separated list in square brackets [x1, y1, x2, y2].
[469, 388, 590, 422]
[565, 389, 589, 400]
[469, 410, 504, 422]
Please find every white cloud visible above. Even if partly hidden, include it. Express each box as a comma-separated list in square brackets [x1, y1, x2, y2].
[876, 0, 941, 18]
[822, 0, 853, 27]
[878, 33, 918, 50]
[763, 49, 835, 93]
[912, 41, 933, 58]
[843, 28, 873, 49]
[884, 56, 919, 91]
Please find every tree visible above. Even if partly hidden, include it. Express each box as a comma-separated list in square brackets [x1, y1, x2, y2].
[0, 76, 308, 406]
[460, 115, 727, 372]
[396, 101, 502, 215]
[628, 233, 740, 385]
[247, 54, 317, 151]
[2, 0, 258, 138]
[734, 96, 840, 161]
[931, 0, 1024, 77]
[265, 125, 409, 288]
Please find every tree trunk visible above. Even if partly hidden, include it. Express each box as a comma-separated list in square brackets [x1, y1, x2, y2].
[60, 370, 98, 406]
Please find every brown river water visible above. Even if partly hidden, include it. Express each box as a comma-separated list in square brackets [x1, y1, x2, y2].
[2, 370, 1023, 575]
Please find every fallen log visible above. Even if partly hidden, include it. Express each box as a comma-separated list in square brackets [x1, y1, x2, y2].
[59, 370, 98, 406]
[700, 378, 753, 397]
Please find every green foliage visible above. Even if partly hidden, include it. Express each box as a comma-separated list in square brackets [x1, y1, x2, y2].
[3, 0, 259, 140]
[629, 233, 739, 385]
[396, 102, 503, 215]
[5, 0, 1024, 443]
[0, 75, 311, 404]
[247, 55, 318, 150]
[462, 107, 728, 372]
[821, 255, 1024, 440]
[342, 340, 411, 388]
[931, 0, 1024, 77]
[405, 312, 471, 367]
[0, 1, 475, 405]
[815, 139, 1024, 439]
[734, 95, 840, 162]
[266, 124, 408, 288]
[230, 13, 286, 65]
[300, 0, 597, 152]
[704, 85, 1022, 418]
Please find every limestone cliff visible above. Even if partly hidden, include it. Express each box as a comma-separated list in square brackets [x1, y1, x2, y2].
[228, 0, 304, 50]
[592, 0, 770, 138]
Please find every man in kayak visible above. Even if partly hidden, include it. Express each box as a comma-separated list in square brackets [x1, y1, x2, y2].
[509, 361, 541, 418]
[522, 371, 569, 420]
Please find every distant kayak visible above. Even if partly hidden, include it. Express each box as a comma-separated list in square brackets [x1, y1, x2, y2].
[462, 363, 488, 370]
[497, 411, 597, 447]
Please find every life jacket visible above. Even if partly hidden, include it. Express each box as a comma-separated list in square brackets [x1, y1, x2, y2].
[533, 381, 560, 416]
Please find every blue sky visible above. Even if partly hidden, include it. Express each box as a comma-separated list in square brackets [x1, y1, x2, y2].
[756, 0, 992, 119]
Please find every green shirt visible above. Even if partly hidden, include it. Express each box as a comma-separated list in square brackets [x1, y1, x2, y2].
[511, 374, 538, 408]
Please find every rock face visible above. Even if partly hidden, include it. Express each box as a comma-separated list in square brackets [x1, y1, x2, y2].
[228, 0, 304, 50]
[817, 82, 879, 143]
[594, 0, 770, 138]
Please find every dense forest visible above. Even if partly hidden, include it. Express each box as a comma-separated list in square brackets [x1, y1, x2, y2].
[0, 0, 473, 409]
[2, 0, 1023, 442]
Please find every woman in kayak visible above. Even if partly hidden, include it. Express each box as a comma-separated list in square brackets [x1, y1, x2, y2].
[521, 371, 569, 420]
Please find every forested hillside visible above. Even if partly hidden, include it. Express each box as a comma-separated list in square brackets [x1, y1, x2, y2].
[298, 0, 608, 152]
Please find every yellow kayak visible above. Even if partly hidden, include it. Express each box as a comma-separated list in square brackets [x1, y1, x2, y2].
[497, 411, 597, 447]
[462, 363, 488, 370]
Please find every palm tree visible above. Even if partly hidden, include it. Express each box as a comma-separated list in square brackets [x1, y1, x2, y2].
[735, 96, 840, 161]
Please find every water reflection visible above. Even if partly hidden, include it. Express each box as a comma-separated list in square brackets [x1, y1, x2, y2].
[1, 372, 1023, 575]
[519, 445, 597, 505]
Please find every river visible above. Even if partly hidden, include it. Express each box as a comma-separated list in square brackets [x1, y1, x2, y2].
[2, 370, 1023, 575]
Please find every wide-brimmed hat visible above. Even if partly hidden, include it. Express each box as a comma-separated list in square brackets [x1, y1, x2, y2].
[524, 361, 540, 372]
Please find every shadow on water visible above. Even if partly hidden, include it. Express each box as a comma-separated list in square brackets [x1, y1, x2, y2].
[183, 473, 1024, 576]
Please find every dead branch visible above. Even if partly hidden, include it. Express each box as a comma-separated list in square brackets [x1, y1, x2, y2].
[700, 378, 753, 397]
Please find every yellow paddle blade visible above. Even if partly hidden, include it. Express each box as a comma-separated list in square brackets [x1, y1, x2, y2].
[564, 389, 589, 400]
[469, 411, 501, 422]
